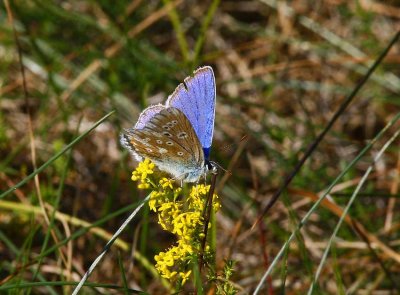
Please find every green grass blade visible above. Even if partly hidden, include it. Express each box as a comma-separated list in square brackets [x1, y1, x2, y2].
[307, 129, 400, 294]
[162, 0, 189, 63]
[253, 111, 400, 294]
[0, 111, 115, 200]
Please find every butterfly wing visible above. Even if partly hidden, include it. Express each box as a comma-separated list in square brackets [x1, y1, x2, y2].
[166, 66, 216, 158]
[121, 104, 166, 161]
[121, 107, 205, 182]
[134, 104, 165, 129]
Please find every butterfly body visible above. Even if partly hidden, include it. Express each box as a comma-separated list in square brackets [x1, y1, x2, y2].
[121, 66, 216, 183]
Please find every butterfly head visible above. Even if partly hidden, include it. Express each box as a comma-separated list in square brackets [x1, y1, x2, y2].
[205, 160, 218, 175]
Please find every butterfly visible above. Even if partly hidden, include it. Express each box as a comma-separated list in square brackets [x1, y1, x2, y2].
[120, 66, 217, 183]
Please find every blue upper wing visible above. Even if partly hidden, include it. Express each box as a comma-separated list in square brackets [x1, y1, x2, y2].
[166, 66, 216, 158]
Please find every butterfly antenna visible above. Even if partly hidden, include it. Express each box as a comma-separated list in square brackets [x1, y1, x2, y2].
[210, 161, 232, 176]
[213, 134, 248, 177]
[218, 135, 248, 153]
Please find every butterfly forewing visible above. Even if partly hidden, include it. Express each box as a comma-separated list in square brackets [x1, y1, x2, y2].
[125, 107, 205, 180]
[134, 104, 165, 129]
[166, 66, 216, 154]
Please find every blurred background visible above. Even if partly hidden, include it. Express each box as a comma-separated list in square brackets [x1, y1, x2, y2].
[1, 0, 400, 294]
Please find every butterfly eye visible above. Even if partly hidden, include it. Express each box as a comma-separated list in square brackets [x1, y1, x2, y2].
[177, 152, 184, 156]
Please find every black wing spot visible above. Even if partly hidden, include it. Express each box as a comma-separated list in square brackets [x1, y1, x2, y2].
[183, 81, 189, 91]
[163, 132, 172, 137]
[168, 120, 178, 126]
[178, 132, 187, 139]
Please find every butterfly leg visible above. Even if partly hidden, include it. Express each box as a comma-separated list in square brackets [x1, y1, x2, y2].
[168, 173, 186, 187]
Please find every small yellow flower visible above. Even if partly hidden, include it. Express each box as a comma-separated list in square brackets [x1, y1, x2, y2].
[138, 182, 150, 189]
[213, 195, 221, 211]
[177, 240, 193, 254]
[164, 270, 177, 279]
[180, 270, 192, 284]
[159, 177, 174, 189]
[131, 159, 155, 190]
[149, 192, 158, 212]
[132, 158, 154, 178]
[164, 253, 175, 267]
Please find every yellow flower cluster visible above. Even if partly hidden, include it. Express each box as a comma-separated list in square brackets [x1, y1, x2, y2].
[130, 159, 220, 286]
[152, 181, 219, 284]
[154, 242, 192, 284]
[188, 184, 221, 213]
[131, 158, 155, 189]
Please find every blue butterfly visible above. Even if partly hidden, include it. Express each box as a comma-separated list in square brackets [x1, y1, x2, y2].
[121, 66, 216, 182]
